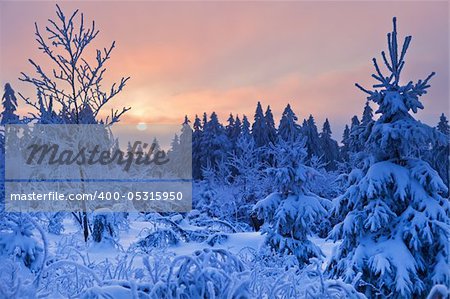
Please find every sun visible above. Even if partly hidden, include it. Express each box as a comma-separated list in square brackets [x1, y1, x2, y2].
[136, 122, 147, 131]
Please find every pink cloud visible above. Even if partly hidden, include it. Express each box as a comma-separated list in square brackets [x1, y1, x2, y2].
[0, 1, 447, 139]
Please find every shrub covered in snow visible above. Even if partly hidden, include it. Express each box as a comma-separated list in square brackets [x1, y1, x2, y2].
[91, 209, 119, 245]
[0, 214, 44, 271]
[159, 248, 250, 298]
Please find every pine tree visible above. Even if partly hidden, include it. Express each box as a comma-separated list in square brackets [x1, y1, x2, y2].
[202, 112, 208, 128]
[303, 115, 322, 160]
[192, 115, 204, 179]
[1, 83, 20, 125]
[264, 105, 277, 145]
[319, 119, 340, 170]
[356, 102, 375, 154]
[226, 113, 235, 138]
[429, 113, 450, 189]
[278, 104, 300, 142]
[252, 102, 269, 147]
[329, 18, 449, 297]
[202, 112, 230, 171]
[361, 101, 374, 126]
[233, 115, 242, 141]
[348, 115, 360, 153]
[126, 142, 133, 155]
[170, 134, 180, 152]
[175, 116, 193, 178]
[254, 138, 328, 264]
[437, 113, 449, 135]
[340, 125, 351, 162]
[226, 113, 241, 152]
[241, 115, 251, 140]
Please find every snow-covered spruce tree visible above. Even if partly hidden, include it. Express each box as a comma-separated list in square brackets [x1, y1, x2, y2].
[192, 115, 204, 179]
[319, 118, 340, 171]
[356, 102, 374, 152]
[201, 112, 230, 171]
[252, 102, 270, 147]
[361, 101, 374, 127]
[303, 114, 322, 162]
[430, 113, 449, 189]
[278, 103, 301, 142]
[227, 114, 242, 179]
[254, 137, 328, 264]
[233, 115, 242, 142]
[226, 113, 236, 151]
[265, 105, 277, 145]
[340, 124, 351, 162]
[437, 113, 449, 135]
[0, 84, 21, 206]
[348, 115, 361, 154]
[329, 18, 449, 297]
[1, 83, 20, 125]
[172, 116, 193, 178]
[241, 114, 251, 139]
[347, 104, 376, 172]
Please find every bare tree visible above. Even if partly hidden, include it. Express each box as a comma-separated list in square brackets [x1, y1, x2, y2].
[19, 5, 131, 241]
[20, 4, 130, 125]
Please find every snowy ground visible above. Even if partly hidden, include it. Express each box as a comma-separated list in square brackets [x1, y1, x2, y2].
[48, 216, 338, 268]
[0, 207, 366, 298]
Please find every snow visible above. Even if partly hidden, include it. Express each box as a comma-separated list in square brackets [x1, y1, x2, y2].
[0, 7, 448, 299]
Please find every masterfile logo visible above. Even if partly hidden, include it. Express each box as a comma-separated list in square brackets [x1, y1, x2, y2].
[4, 124, 192, 212]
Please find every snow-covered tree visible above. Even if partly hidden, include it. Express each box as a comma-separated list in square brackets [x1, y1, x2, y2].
[347, 103, 376, 169]
[254, 137, 328, 264]
[192, 115, 204, 179]
[234, 116, 242, 141]
[437, 113, 449, 135]
[178, 116, 193, 178]
[226, 113, 236, 140]
[429, 113, 449, 189]
[91, 209, 118, 245]
[329, 17, 449, 297]
[241, 115, 251, 140]
[303, 114, 322, 161]
[277, 104, 301, 142]
[167, 116, 193, 178]
[340, 125, 351, 162]
[170, 134, 180, 153]
[226, 113, 241, 152]
[361, 101, 374, 126]
[0, 214, 44, 271]
[319, 118, 340, 170]
[228, 135, 270, 220]
[47, 212, 65, 235]
[1, 83, 20, 125]
[201, 112, 230, 171]
[19, 5, 130, 242]
[348, 115, 361, 154]
[252, 102, 269, 147]
[357, 102, 374, 150]
[0, 84, 20, 202]
[264, 105, 277, 145]
[19, 5, 129, 126]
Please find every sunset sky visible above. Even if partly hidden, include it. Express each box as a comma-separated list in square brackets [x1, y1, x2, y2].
[0, 1, 448, 139]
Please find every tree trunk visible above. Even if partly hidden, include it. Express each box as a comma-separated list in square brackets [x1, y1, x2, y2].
[83, 211, 89, 242]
